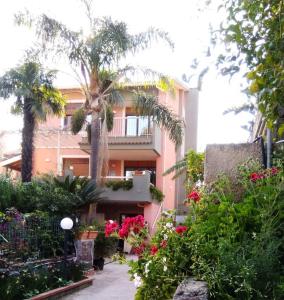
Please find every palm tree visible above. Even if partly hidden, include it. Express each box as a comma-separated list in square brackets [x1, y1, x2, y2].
[163, 150, 204, 190]
[16, 1, 184, 182]
[0, 62, 65, 182]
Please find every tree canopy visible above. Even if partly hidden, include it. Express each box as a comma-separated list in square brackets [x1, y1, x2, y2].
[215, 0, 284, 134]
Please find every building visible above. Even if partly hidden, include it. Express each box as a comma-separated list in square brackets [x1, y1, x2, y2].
[0, 81, 198, 231]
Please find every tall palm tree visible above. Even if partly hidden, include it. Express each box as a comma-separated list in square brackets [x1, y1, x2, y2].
[16, 1, 184, 182]
[0, 62, 65, 182]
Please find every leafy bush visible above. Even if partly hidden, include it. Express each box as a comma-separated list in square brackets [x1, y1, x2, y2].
[94, 229, 118, 258]
[0, 175, 103, 216]
[105, 179, 133, 191]
[129, 162, 284, 299]
[0, 176, 14, 211]
[149, 185, 164, 202]
[0, 260, 85, 300]
[0, 209, 73, 261]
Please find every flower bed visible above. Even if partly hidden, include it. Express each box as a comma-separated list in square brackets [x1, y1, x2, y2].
[0, 260, 85, 300]
[106, 161, 284, 300]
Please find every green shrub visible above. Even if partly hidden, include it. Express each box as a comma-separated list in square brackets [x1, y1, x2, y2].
[129, 162, 284, 299]
[0, 176, 14, 210]
[0, 261, 85, 300]
[105, 179, 133, 191]
[94, 230, 118, 258]
[149, 185, 164, 202]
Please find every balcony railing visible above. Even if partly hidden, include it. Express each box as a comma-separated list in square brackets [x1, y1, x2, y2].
[108, 116, 152, 137]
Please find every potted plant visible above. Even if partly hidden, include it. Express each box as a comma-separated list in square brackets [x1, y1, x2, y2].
[93, 231, 118, 270]
[76, 224, 98, 240]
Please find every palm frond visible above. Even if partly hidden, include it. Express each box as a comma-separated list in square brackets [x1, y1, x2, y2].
[71, 108, 86, 134]
[130, 27, 174, 52]
[134, 92, 184, 146]
[163, 158, 187, 177]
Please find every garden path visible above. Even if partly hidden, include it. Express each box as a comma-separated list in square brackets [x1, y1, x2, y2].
[60, 256, 137, 300]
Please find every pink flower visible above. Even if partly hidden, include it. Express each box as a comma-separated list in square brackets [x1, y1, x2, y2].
[187, 191, 200, 202]
[175, 225, 188, 235]
[118, 227, 129, 239]
[160, 240, 167, 248]
[271, 167, 279, 175]
[150, 245, 158, 256]
[105, 220, 119, 237]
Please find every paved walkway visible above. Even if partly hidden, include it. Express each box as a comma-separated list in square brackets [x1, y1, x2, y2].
[61, 259, 136, 300]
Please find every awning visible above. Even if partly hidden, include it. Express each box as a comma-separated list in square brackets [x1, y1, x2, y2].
[0, 155, 22, 171]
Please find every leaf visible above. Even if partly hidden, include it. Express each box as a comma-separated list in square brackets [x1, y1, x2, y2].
[71, 108, 85, 134]
[277, 123, 284, 137]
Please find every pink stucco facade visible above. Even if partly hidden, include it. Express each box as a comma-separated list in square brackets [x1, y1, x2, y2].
[2, 83, 198, 231]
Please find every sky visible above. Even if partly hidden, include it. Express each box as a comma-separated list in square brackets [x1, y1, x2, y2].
[0, 0, 251, 153]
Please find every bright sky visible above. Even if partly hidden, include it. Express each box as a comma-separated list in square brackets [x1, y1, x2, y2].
[0, 0, 251, 153]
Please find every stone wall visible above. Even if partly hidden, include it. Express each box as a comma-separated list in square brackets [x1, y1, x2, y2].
[204, 143, 264, 184]
[173, 278, 208, 300]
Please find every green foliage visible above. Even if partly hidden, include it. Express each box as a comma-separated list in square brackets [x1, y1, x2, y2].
[105, 179, 133, 191]
[129, 212, 192, 300]
[216, 0, 284, 127]
[71, 108, 85, 134]
[52, 175, 104, 208]
[163, 150, 204, 191]
[135, 91, 183, 146]
[0, 261, 84, 300]
[0, 176, 14, 211]
[105, 179, 164, 202]
[0, 175, 103, 216]
[94, 229, 118, 258]
[0, 62, 65, 120]
[185, 150, 204, 190]
[149, 185, 164, 202]
[129, 163, 284, 299]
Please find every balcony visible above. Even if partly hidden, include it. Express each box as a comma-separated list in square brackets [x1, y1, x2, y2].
[100, 171, 153, 203]
[80, 116, 162, 159]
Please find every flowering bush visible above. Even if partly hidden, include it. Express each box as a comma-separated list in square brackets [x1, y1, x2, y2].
[105, 215, 148, 248]
[104, 220, 119, 237]
[127, 211, 192, 300]
[127, 161, 284, 300]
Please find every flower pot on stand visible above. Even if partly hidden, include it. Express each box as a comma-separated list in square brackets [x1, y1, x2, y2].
[76, 230, 98, 240]
[74, 230, 98, 271]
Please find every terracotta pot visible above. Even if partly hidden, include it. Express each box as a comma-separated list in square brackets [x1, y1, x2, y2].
[76, 230, 98, 240]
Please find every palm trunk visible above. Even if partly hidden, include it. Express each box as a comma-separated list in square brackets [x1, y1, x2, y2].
[90, 116, 100, 181]
[21, 98, 35, 182]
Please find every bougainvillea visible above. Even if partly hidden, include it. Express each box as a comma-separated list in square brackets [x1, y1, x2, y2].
[104, 220, 119, 237]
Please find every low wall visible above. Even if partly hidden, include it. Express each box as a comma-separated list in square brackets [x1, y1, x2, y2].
[204, 143, 264, 184]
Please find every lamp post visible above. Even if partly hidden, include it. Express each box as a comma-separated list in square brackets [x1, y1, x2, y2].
[60, 217, 73, 279]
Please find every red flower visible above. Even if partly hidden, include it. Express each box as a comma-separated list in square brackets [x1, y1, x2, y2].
[150, 245, 158, 255]
[175, 225, 188, 235]
[118, 227, 128, 239]
[271, 167, 279, 175]
[187, 191, 200, 202]
[105, 220, 119, 237]
[250, 172, 262, 182]
[133, 243, 146, 256]
[160, 240, 167, 248]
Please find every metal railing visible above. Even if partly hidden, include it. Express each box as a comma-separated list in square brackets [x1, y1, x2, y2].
[108, 116, 153, 137]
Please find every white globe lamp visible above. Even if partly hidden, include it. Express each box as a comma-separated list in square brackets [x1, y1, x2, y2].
[60, 217, 73, 230]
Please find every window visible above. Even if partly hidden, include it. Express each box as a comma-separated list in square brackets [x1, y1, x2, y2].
[63, 115, 72, 129]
